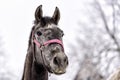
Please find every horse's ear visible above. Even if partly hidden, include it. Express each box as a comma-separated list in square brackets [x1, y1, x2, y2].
[35, 5, 43, 22]
[52, 7, 60, 24]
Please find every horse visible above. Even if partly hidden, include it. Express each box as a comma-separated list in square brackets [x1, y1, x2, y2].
[22, 5, 69, 80]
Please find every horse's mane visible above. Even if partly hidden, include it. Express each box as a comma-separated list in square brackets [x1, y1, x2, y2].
[28, 25, 35, 49]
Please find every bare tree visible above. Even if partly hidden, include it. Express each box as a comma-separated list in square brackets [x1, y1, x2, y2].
[72, 0, 120, 80]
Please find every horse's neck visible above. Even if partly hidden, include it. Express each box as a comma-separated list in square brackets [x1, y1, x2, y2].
[22, 47, 48, 80]
[32, 61, 48, 80]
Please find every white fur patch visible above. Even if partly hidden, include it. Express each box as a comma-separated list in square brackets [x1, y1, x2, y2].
[47, 24, 58, 28]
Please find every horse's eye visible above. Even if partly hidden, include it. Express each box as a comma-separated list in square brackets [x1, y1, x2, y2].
[62, 33, 64, 37]
[37, 31, 42, 36]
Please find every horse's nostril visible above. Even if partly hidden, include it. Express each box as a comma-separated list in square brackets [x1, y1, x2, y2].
[64, 57, 68, 65]
[64, 58, 67, 63]
[53, 56, 68, 66]
[53, 57, 60, 65]
[66, 59, 69, 65]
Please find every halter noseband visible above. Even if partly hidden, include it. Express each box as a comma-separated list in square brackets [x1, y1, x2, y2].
[33, 39, 64, 51]
[32, 30, 64, 51]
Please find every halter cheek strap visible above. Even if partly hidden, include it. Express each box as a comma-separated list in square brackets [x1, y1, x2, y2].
[33, 39, 64, 51]
[33, 39, 41, 47]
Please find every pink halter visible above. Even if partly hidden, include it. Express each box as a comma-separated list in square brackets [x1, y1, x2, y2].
[33, 39, 64, 51]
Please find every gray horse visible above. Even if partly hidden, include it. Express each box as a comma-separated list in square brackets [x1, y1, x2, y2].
[22, 5, 68, 80]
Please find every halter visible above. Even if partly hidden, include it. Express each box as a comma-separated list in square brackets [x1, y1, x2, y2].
[33, 39, 64, 51]
[32, 32, 64, 69]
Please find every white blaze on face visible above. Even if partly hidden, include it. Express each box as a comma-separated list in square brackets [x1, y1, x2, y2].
[47, 24, 58, 28]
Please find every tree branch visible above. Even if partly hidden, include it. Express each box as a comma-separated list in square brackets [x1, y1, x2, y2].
[94, 0, 120, 50]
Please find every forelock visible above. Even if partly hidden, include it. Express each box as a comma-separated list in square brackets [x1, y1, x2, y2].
[47, 24, 58, 28]
[34, 16, 56, 27]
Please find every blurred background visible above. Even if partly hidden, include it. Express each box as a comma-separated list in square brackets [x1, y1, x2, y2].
[0, 0, 120, 80]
